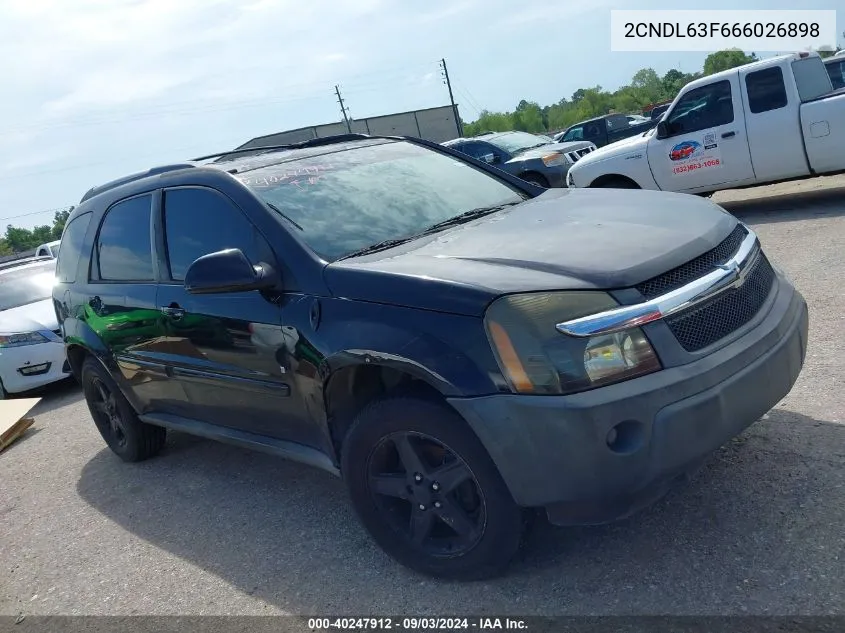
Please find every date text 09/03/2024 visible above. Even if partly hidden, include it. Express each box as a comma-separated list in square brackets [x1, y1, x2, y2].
[307, 618, 528, 630]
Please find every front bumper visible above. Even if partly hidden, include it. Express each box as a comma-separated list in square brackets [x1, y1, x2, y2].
[0, 340, 71, 394]
[448, 270, 808, 526]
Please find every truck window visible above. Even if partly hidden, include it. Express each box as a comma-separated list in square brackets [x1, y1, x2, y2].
[563, 126, 583, 142]
[746, 67, 788, 114]
[791, 57, 834, 101]
[665, 80, 733, 137]
[824, 60, 845, 90]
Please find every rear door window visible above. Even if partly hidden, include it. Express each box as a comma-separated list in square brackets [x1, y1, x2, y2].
[745, 67, 788, 113]
[95, 195, 154, 281]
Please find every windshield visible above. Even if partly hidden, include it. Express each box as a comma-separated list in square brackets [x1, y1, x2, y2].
[0, 262, 56, 311]
[486, 132, 551, 154]
[235, 140, 527, 261]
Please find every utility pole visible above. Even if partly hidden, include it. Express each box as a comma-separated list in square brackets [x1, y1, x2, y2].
[440, 58, 463, 137]
[335, 85, 352, 133]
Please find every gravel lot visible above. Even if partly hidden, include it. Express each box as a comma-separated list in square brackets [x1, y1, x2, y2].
[1, 176, 843, 616]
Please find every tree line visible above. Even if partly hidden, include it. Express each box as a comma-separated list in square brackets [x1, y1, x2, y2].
[461, 48, 837, 137]
[1, 208, 71, 255]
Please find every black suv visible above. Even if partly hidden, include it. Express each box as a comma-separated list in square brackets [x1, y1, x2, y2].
[54, 134, 808, 580]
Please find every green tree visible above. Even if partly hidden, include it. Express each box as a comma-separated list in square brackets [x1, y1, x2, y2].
[1, 206, 73, 253]
[630, 68, 664, 104]
[51, 208, 71, 239]
[703, 49, 758, 76]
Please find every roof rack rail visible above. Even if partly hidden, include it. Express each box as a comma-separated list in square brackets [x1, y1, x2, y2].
[190, 133, 386, 162]
[79, 164, 196, 203]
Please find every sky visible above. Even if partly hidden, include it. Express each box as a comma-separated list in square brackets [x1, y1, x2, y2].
[1, 0, 842, 230]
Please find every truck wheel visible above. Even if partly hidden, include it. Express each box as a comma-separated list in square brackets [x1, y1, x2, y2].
[594, 176, 639, 189]
[341, 395, 527, 580]
[520, 172, 549, 187]
[81, 357, 166, 462]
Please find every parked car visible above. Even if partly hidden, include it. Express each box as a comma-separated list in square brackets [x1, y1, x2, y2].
[35, 239, 61, 258]
[443, 131, 596, 187]
[553, 113, 658, 148]
[568, 52, 843, 194]
[0, 257, 71, 398]
[824, 55, 844, 89]
[54, 133, 807, 579]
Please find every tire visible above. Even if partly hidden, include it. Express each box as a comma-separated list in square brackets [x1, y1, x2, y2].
[593, 177, 639, 189]
[520, 172, 549, 188]
[341, 395, 527, 580]
[81, 357, 166, 462]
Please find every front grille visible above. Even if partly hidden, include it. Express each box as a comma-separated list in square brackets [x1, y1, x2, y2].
[664, 252, 775, 352]
[636, 224, 748, 300]
[566, 146, 596, 163]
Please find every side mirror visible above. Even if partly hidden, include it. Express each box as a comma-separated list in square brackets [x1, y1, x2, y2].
[184, 248, 278, 295]
[479, 152, 497, 164]
[656, 121, 670, 139]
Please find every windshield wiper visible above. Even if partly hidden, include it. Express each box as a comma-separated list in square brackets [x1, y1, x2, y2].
[337, 237, 419, 260]
[336, 202, 522, 261]
[264, 201, 304, 231]
[421, 202, 521, 234]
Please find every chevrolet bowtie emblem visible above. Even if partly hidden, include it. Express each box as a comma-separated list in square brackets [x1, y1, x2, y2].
[718, 259, 747, 287]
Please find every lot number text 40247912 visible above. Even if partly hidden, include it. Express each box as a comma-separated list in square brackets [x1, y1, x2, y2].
[307, 617, 529, 630]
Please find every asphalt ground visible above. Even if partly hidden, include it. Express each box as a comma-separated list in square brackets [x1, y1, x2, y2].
[1, 176, 843, 616]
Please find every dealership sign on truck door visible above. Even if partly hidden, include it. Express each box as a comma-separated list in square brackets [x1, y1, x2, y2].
[669, 130, 722, 175]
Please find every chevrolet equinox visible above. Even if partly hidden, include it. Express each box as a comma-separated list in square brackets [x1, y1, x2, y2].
[52, 134, 809, 579]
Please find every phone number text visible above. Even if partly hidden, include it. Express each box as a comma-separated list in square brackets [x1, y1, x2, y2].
[625, 22, 820, 38]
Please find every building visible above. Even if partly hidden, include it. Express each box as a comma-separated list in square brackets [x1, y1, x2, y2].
[234, 104, 462, 150]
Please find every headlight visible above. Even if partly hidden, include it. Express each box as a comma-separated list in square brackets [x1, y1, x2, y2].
[541, 152, 568, 167]
[0, 331, 50, 348]
[484, 292, 661, 395]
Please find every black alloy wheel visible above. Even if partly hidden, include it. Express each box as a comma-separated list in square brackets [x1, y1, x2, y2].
[367, 431, 486, 557]
[89, 377, 128, 449]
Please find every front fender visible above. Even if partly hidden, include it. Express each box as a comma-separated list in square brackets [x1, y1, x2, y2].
[316, 299, 505, 397]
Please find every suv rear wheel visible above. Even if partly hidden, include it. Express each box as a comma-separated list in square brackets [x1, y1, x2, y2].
[81, 357, 166, 462]
[341, 395, 527, 579]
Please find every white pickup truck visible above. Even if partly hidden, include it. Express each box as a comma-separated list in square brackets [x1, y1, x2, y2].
[567, 52, 844, 195]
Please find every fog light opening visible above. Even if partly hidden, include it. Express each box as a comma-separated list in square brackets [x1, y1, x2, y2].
[606, 420, 644, 455]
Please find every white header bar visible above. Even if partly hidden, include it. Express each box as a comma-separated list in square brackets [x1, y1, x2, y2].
[610, 10, 837, 52]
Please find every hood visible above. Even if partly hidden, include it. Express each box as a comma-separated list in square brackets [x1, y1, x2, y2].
[0, 298, 59, 334]
[508, 141, 594, 161]
[325, 188, 736, 316]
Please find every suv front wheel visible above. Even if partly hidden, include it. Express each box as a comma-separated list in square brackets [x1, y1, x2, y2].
[342, 395, 528, 579]
[81, 357, 166, 462]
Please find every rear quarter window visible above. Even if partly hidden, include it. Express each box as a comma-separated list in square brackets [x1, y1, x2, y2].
[56, 212, 92, 283]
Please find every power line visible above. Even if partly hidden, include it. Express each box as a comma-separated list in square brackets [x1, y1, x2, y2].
[1, 62, 442, 136]
[0, 206, 74, 224]
[454, 80, 485, 114]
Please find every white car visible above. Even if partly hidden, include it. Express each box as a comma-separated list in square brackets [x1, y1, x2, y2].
[35, 239, 61, 258]
[0, 258, 70, 398]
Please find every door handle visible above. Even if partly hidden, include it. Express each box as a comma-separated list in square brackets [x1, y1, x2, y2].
[160, 304, 186, 321]
[721, 131, 736, 139]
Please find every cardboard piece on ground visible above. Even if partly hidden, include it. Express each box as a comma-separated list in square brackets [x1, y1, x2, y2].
[0, 397, 40, 452]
